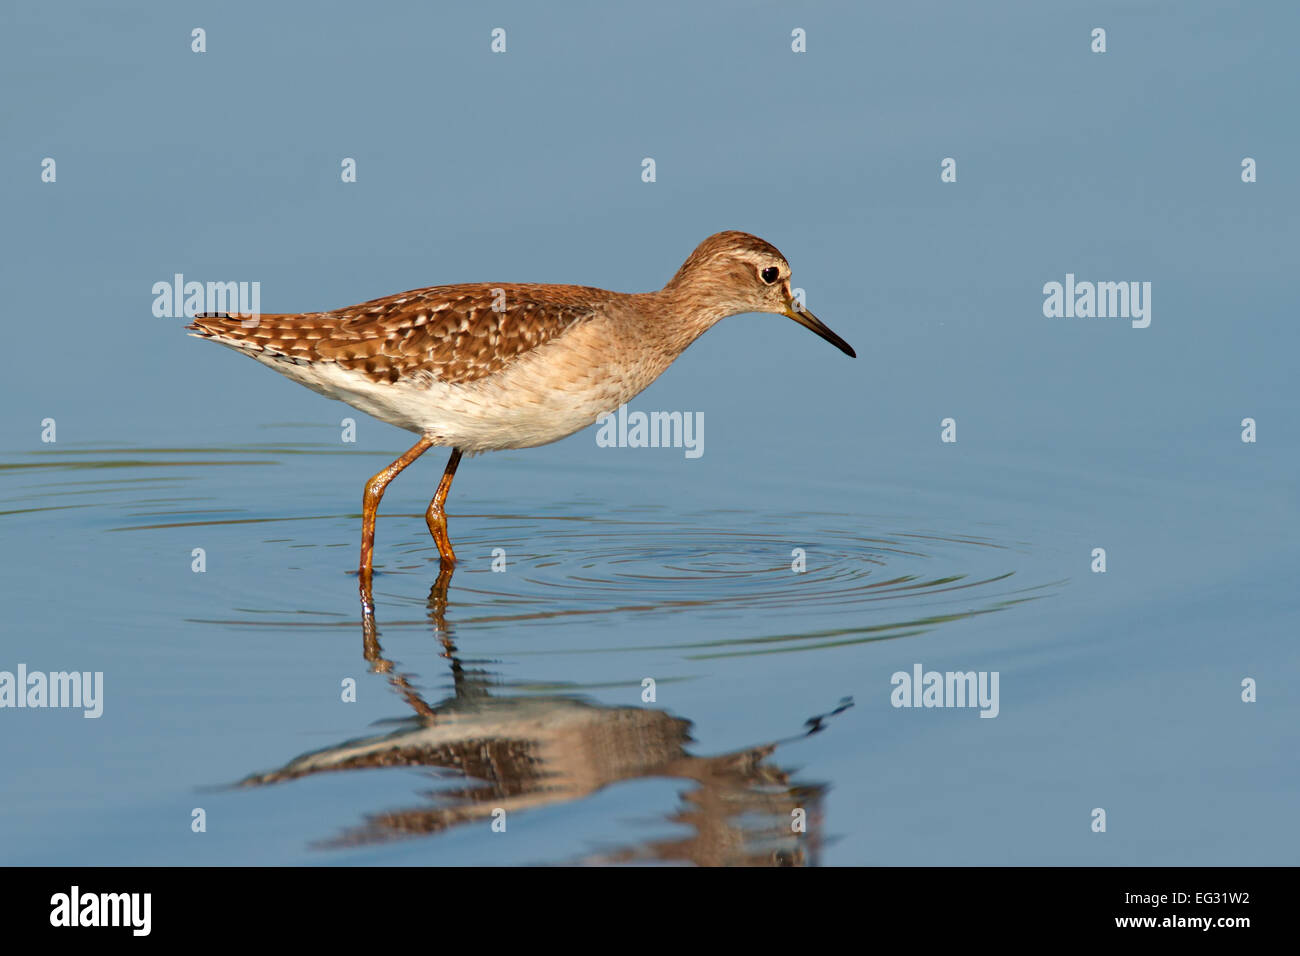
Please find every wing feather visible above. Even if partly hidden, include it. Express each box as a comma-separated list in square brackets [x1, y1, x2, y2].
[187, 283, 606, 385]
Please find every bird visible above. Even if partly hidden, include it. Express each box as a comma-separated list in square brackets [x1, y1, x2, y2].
[187, 231, 855, 578]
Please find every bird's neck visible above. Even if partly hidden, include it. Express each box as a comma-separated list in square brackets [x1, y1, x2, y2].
[638, 283, 737, 356]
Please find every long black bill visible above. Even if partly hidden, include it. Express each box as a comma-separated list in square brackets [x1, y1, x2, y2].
[783, 306, 856, 358]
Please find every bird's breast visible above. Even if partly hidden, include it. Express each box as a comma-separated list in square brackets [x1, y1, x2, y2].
[413, 318, 683, 452]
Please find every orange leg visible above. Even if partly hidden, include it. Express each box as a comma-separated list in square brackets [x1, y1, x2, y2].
[359, 436, 436, 578]
[425, 449, 463, 571]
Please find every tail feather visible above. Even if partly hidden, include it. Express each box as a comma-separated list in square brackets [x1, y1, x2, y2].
[187, 311, 318, 361]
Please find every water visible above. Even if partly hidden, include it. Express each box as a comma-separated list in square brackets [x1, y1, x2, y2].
[1, 1, 1297, 865]
[3, 430, 1294, 864]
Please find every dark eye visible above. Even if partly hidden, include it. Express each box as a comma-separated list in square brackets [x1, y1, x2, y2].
[761, 266, 780, 284]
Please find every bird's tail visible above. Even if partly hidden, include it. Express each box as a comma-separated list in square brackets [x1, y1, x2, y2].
[186, 311, 314, 360]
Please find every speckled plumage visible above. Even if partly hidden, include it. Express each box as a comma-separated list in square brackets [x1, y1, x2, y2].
[188, 283, 606, 388]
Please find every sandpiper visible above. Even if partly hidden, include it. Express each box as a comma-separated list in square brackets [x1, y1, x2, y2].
[188, 231, 855, 576]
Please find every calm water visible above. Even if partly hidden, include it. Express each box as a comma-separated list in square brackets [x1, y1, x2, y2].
[2, 428, 1294, 865]
[1, 1, 1297, 865]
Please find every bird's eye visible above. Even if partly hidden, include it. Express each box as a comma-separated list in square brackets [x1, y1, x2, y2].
[761, 266, 780, 284]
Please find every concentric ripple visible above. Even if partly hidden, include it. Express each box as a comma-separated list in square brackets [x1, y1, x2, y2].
[0, 443, 1066, 658]
[369, 514, 1064, 657]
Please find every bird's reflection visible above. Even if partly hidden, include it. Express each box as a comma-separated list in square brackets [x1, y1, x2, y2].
[237, 568, 852, 866]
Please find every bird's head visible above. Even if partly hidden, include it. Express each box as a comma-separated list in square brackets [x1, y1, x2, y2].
[663, 231, 855, 357]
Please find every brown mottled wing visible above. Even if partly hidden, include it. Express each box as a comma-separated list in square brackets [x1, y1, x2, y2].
[187, 283, 603, 385]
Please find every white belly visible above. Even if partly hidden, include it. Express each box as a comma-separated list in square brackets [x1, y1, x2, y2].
[260, 319, 677, 453]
